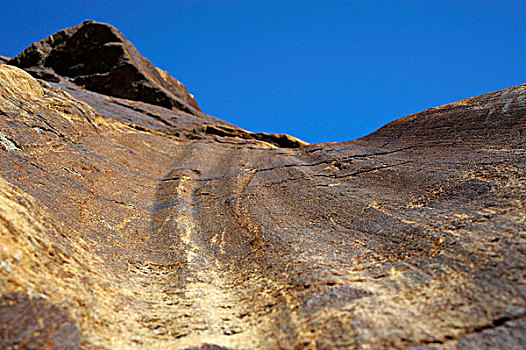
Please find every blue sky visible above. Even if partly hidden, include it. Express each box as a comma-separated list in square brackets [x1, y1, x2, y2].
[1, 1, 525, 143]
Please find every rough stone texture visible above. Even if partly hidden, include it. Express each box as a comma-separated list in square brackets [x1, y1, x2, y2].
[0, 64, 44, 99]
[0, 293, 82, 350]
[9, 20, 201, 115]
[0, 23, 525, 350]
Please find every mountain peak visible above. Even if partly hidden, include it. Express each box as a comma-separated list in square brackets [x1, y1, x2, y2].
[10, 20, 201, 114]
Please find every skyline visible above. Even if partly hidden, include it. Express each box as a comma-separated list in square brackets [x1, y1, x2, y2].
[1, 1, 525, 143]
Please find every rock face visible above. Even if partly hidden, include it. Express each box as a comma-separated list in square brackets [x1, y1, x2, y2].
[10, 20, 201, 114]
[0, 22, 525, 350]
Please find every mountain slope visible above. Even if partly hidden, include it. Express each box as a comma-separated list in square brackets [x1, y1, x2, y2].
[0, 22, 524, 350]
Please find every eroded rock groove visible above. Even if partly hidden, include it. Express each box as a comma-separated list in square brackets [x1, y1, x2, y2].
[0, 21, 525, 350]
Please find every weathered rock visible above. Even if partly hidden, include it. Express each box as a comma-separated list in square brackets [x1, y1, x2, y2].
[0, 23, 524, 350]
[0, 64, 44, 98]
[10, 20, 201, 114]
[0, 293, 82, 350]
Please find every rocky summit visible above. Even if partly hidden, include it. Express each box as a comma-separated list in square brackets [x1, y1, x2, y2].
[0, 20, 524, 350]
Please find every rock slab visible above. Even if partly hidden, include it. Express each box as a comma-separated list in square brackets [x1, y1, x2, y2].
[0, 22, 525, 350]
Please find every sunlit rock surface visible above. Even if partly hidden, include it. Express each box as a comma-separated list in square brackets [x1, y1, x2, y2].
[0, 22, 525, 350]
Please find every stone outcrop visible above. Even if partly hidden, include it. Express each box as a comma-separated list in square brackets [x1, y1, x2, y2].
[0, 22, 525, 350]
[9, 20, 201, 114]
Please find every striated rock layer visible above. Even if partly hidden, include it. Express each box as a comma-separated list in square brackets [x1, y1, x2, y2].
[0, 22, 525, 350]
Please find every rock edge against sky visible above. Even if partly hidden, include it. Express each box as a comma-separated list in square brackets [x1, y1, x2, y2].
[0, 21, 524, 349]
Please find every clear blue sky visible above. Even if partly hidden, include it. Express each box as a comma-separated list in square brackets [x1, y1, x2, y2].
[1, 1, 525, 143]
